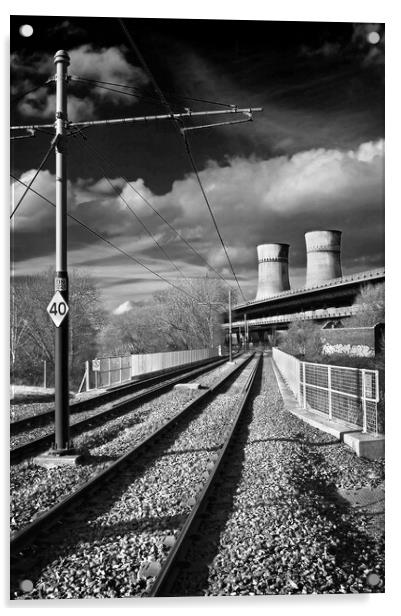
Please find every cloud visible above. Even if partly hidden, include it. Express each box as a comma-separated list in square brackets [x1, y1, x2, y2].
[17, 90, 97, 122]
[11, 44, 149, 120]
[11, 139, 384, 304]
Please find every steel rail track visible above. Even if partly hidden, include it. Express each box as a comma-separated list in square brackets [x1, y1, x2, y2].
[149, 352, 262, 597]
[10, 355, 228, 436]
[10, 353, 255, 562]
[10, 355, 232, 464]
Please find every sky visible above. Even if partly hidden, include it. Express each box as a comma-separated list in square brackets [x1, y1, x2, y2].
[10, 15, 385, 311]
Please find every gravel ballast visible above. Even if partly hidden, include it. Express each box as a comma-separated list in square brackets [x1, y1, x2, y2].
[172, 355, 384, 596]
[10, 359, 245, 533]
[11, 358, 258, 599]
[11, 354, 384, 598]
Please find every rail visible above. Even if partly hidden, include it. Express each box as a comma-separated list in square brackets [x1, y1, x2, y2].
[11, 355, 225, 436]
[10, 353, 255, 557]
[149, 353, 261, 596]
[10, 356, 230, 463]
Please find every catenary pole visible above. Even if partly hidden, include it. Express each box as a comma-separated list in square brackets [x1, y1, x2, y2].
[54, 50, 70, 451]
[228, 288, 233, 362]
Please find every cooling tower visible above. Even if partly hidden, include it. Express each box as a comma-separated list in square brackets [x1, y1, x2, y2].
[255, 243, 290, 300]
[305, 230, 342, 287]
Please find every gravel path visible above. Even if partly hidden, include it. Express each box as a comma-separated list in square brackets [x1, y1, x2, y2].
[11, 357, 258, 599]
[172, 355, 384, 596]
[10, 359, 244, 533]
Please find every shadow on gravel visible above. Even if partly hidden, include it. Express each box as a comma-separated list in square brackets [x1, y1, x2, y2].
[285, 442, 385, 592]
[10, 360, 254, 595]
[92, 512, 187, 536]
[167, 357, 265, 597]
[73, 409, 162, 450]
[159, 445, 221, 457]
[249, 437, 339, 448]
[79, 454, 120, 466]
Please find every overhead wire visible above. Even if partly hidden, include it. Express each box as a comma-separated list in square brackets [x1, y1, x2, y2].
[68, 126, 236, 291]
[10, 140, 55, 220]
[69, 130, 193, 282]
[10, 174, 204, 303]
[118, 17, 246, 302]
[71, 75, 233, 109]
[182, 134, 246, 302]
[71, 77, 168, 109]
[11, 81, 51, 105]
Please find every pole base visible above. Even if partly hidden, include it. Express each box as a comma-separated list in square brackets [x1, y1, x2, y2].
[33, 448, 83, 468]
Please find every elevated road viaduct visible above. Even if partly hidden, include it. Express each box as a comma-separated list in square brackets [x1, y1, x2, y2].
[222, 229, 384, 346]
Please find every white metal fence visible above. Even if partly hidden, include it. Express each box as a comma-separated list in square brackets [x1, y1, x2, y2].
[131, 347, 219, 377]
[272, 348, 380, 435]
[79, 347, 221, 392]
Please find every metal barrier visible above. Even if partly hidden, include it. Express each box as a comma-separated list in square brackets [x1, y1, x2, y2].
[78, 356, 131, 392]
[272, 348, 380, 435]
[131, 348, 220, 378]
[78, 348, 221, 392]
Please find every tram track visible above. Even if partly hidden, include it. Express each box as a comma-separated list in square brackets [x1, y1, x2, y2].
[149, 353, 261, 596]
[10, 355, 233, 464]
[10, 352, 256, 582]
[10, 355, 226, 436]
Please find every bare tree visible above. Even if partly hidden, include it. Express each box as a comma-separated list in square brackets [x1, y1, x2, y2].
[154, 277, 230, 350]
[99, 276, 231, 357]
[10, 269, 106, 387]
[278, 320, 322, 359]
[348, 282, 385, 327]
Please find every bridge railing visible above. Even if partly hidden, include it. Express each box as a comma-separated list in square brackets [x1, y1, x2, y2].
[272, 348, 380, 435]
[223, 304, 362, 329]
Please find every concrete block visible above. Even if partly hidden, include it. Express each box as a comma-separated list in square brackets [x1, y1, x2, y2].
[33, 451, 83, 468]
[342, 432, 385, 460]
[174, 382, 202, 391]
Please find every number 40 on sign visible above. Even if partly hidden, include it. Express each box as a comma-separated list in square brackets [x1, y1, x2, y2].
[47, 291, 69, 327]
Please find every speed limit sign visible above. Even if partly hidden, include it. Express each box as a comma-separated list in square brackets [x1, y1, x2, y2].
[47, 291, 69, 327]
